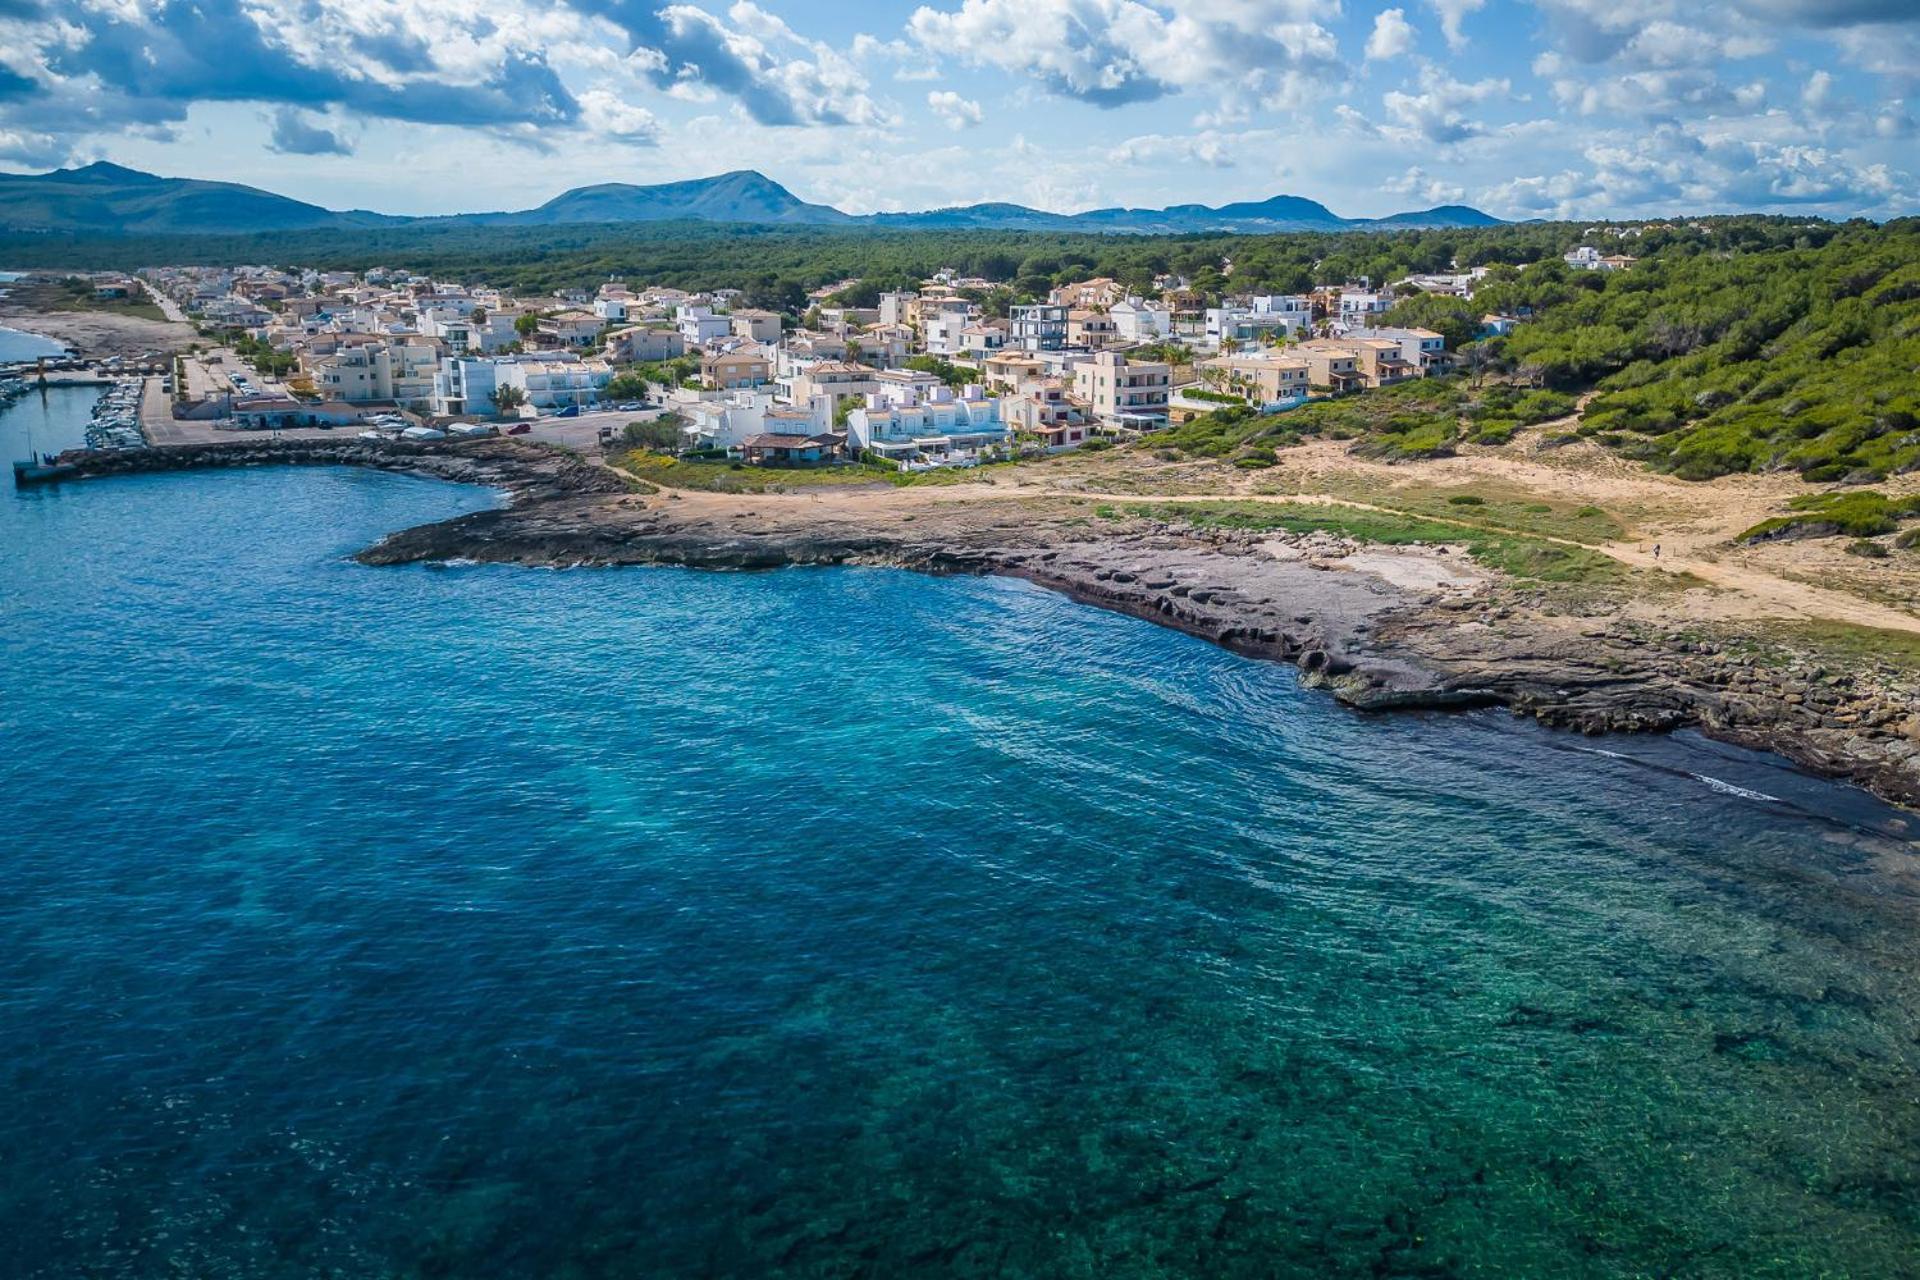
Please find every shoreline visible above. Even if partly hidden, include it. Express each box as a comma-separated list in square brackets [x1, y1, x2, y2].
[35, 437, 1920, 819]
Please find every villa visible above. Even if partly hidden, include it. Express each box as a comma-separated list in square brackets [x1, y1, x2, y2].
[846, 383, 1010, 469]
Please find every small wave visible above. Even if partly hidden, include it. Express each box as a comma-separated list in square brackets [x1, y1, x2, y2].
[1563, 743, 1779, 803]
[1688, 773, 1782, 803]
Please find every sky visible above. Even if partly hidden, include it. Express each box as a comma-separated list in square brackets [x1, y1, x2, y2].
[0, 0, 1915, 221]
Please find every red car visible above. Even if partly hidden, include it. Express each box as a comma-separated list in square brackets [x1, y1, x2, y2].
[507, 424, 531, 435]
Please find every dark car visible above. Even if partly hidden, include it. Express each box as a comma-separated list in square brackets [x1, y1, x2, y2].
[507, 424, 531, 435]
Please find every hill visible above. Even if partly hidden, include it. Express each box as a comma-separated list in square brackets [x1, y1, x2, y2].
[465, 169, 856, 227]
[0, 162, 401, 234]
[0, 163, 1502, 236]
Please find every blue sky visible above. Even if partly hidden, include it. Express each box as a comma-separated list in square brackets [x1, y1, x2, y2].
[0, 0, 1914, 220]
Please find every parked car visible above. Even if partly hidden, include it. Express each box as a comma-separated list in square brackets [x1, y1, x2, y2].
[553, 405, 581, 419]
[507, 423, 531, 435]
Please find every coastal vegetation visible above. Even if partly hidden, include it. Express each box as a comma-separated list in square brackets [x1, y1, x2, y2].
[608, 447, 1014, 491]
[3, 274, 167, 323]
[1739, 490, 1920, 542]
[1120, 500, 1628, 586]
[1146, 380, 1578, 464]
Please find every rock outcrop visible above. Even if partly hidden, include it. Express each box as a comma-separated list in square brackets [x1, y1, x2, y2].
[42, 439, 1920, 813]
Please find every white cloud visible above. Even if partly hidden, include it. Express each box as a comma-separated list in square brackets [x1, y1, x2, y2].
[578, 89, 662, 143]
[927, 89, 984, 129]
[1424, 0, 1485, 50]
[1107, 129, 1245, 167]
[1382, 64, 1510, 144]
[1367, 9, 1417, 62]
[905, 0, 1340, 109]
[1385, 164, 1467, 203]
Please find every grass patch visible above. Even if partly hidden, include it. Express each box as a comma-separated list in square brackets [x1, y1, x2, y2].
[1126, 500, 1627, 585]
[611, 448, 1027, 491]
[7, 275, 169, 323]
[1756, 619, 1920, 673]
[1140, 379, 1575, 464]
[1739, 490, 1920, 542]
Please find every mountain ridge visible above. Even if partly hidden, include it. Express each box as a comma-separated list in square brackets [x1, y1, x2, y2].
[0, 163, 1503, 236]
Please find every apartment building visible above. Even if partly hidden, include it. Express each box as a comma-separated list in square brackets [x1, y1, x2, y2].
[1197, 352, 1311, 407]
[1009, 304, 1069, 352]
[1071, 350, 1170, 428]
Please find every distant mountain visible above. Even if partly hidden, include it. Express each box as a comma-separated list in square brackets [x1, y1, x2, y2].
[0, 164, 1502, 236]
[1361, 204, 1506, 229]
[462, 169, 856, 227]
[0, 162, 402, 234]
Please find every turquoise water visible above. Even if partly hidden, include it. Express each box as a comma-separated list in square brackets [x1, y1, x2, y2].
[3, 459, 1920, 1277]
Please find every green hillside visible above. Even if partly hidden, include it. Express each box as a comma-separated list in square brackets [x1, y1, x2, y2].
[1482, 220, 1920, 481]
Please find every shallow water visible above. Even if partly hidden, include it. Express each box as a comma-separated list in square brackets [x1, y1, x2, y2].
[0, 323, 68, 364]
[2, 461, 1918, 1278]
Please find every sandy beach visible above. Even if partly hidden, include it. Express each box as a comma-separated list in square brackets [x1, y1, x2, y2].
[0, 295, 194, 361]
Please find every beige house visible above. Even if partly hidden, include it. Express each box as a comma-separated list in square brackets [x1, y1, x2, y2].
[729, 309, 783, 343]
[604, 326, 685, 363]
[1071, 350, 1170, 428]
[1294, 340, 1366, 392]
[538, 309, 603, 348]
[1049, 277, 1125, 309]
[1005, 379, 1093, 449]
[1067, 310, 1118, 349]
[981, 351, 1045, 395]
[701, 348, 773, 390]
[1198, 352, 1311, 405]
[302, 337, 442, 408]
[1318, 337, 1418, 388]
[785, 360, 879, 409]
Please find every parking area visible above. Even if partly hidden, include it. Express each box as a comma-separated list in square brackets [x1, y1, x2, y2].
[507, 407, 664, 453]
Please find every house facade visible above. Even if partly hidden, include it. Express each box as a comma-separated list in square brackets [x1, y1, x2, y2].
[1071, 350, 1171, 428]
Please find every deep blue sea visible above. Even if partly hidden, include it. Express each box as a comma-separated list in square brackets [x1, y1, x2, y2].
[4, 397, 1920, 1276]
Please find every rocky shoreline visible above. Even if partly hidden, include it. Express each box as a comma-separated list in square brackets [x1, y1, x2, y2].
[42, 437, 1920, 816]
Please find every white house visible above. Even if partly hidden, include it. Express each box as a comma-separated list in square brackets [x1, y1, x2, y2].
[680, 390, 832, 451]
[1338, 290, 1392, 324]
[1108, 297, 1173, 342]
[846, 383, 1009, 469]
[676, 304, 732, 348]
[432, 352, 611, 415]
[922, 299, 980, 357]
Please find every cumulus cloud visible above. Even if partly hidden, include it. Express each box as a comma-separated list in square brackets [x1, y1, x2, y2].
[579, 89, 662, 143]
[905, 0, 1340, 109]
[1385, 165, 1467, 204]
[0, 0, 601, 164]
[1483, 119, 1915, 216]
[266, 108, 352, 156]
[579, 0, 889, 126]
[927, 90, 984, 129]
[1366, 9, 1417, 62]
[1107, 130, 1243, 167]
[1382, 64, 1510, 144]
[1424, 0, 1485, 50]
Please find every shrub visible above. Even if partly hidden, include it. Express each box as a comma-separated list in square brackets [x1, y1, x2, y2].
[1447, 494, 1486, 506]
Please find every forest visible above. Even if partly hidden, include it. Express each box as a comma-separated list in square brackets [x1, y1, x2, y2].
[0, 213, 1836, 304]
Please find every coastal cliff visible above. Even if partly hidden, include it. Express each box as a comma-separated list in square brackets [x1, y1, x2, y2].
[43, 438, 1920, 812]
